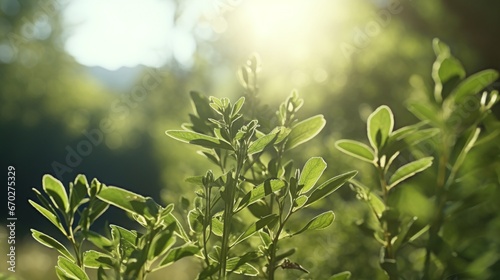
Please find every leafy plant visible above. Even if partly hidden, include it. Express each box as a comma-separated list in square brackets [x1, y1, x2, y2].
[335, 38, 499, 279]
[166, 54, 356, 279]
[30, 174, 197, 280]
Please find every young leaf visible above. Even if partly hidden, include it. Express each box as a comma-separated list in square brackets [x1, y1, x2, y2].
[56, 266, 75, 280]
[57, 256, 90, 280]
[291, 211, 335, 236]
[161, 213, 190, 242]
[350, 179, 385, 218]
[298, 157, 327, 194]
[226, 252, 260, 275]
[452, 127, 481, 172]
[165, 130, 233, 150]
[88, 200, 110, 224]
[231, 214, 278, 247]
[43, 174, 69, 214]
[31, 229, 75, 261]
[407, 102, 442, 127]
[285, 115, 326, 150]
[303, 171, 357, 208]
[388, 157, 433, 189]
[158, 244, 200, 269]
[83, 250, 114, 269]
[188, 209, 204, 233]
[432, 55, 465, 102]
[236, 179, 286, 211]
[231, 97, 245, 118]
[69, 174, 89, 214]
[97, 185, 158, 219]
[367, 106, 394, 150]
[328, 271, 352, 280]
[84, 231, 113, 250]
[335, 140, 375, 163]
[403, 128, 439, 147]
[247, 131, 279, 155]
[211, 216, 224, 237]
[453, 69, 499, 103]
[148, 223, 176, 260]
[29, 200, 66, 235]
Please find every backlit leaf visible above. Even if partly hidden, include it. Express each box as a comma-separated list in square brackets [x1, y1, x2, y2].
[292, 211, 335, 236]
[166, 130, 233, 150]
[31, 229, 74, 262]
[285, 115, 326, 150]
[367, 106, 394, 151]
[388, 157, 433, 189]
[335, 140, 375, 163]
[298, 157, 327, 194]
[43, 174, 69, 214]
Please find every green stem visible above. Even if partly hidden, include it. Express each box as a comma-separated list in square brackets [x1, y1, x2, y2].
[377, 165, 399, 280]
[267, 208, 291, 280]
[219, 150, 245, 279]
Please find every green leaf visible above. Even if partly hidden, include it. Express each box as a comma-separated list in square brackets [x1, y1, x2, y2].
[69, 175, 89, 214]
[226, 252, 260, 275]
[149, 223, 176, 260]
[158, 243, 200, 269]
[432, 55, 465, 102]
[247, 130, 279, 155]
[329, 271, 352, 280]
[236, 179, 286, 212]
[97, 185, 158, 219]
[88, 200, 110, 224]
[211, 216, 224, 237]
[57, 256, 90, 280]
[407, 102, 442, 127]
[453, 127, 481, 173]
[285, 115, 326, 150]
[335, 140, 375, 163]
[292, 195, 307, 211]
[432, 38, 450, 57]
[83, 250, 114, 269]
[350, 179, 385, 218]
[298, 157, 327, 194]
[31, 229, 74, 261]
[275, 248, 296, 263]
[231, 214, 278, 247]
[43, 174, 69, 214]
[403, 128, 439, 147]
[29, 200, 66, 235]
[231, 97, 245, 118]
[188, 209, 204, 233]
[56, 266, 74, 280]
[367, 106, 394, 150]
[161, 213, 190, 242]
[84, 231, 113, 250]
[453, 70, 499, 103]
[166, 130, 233, 150]
[292, 211, 335, 236]
[388, 157, 433, 189]
[303, 171, 357, 208]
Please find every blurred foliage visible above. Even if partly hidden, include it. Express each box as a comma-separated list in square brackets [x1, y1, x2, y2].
[1, 0, 500, 279]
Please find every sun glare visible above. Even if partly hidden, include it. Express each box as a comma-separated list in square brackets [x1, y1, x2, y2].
[63, 0, 195, 70]
[239, 0, 341, 64]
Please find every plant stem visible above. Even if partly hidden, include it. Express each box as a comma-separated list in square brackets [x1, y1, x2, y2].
[219, 150, 245, 279]
[377, 165, 399, 280]
[267, 210, 291, 280]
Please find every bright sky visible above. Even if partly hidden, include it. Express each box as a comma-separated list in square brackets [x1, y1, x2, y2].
[63, 0, 197, 70]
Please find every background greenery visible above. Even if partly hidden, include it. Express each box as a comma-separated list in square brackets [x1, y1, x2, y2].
[1, 0, 499, 279]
